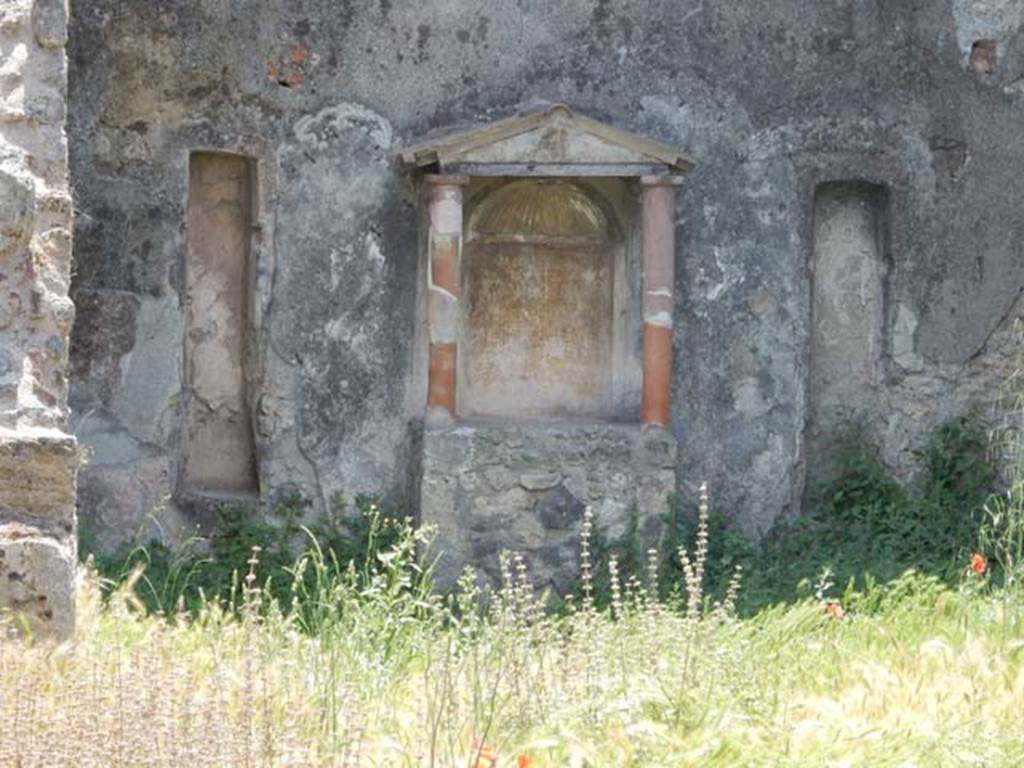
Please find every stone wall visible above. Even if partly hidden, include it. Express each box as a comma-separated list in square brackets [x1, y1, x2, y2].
[0, 0, 76, 637]
[64, 0, 1024, 563]
[421, 423, 675, 594]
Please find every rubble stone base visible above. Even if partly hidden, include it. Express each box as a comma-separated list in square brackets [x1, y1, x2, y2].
[421, 422, 676, 596]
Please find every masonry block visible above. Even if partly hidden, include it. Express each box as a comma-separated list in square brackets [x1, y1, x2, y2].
[0, 432, 77, 528]
[0, 524, 75, 638]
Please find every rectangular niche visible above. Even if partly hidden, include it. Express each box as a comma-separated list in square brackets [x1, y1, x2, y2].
[183, 152, 258, 495]
[807, 181, 887, 449]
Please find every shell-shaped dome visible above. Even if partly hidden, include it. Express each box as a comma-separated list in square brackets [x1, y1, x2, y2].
[470, 180, 608, 240]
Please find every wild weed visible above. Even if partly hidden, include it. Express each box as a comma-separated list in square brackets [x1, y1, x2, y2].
[2, 483, 1022, 766]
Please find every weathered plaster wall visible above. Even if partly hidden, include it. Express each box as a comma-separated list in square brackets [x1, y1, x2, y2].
[0, 0, 76, 636]
[67, 0, 1024, 549]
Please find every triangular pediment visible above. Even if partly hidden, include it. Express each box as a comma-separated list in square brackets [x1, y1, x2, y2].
[398, 103, 695, 176]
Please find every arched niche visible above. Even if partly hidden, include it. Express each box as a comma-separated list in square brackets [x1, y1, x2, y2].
[461, 179, 624, 419]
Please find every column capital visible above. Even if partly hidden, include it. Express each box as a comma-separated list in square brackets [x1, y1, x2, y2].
[424, 173, 471, 187]
[640, 174, 685, 188]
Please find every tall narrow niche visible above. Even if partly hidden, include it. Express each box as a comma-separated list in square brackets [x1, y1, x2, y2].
[806, 182, 887, 472]
[183, 153, 258, 495]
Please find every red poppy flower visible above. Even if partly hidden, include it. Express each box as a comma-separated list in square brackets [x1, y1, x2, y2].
[971, 552, 987, 575]
[518, 756, 535, 768]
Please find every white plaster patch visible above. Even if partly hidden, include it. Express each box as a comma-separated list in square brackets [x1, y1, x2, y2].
[114, 294, 183, 445]
[430, 193, 462, 235]
[702, 200, 721, 231]
[733, 376, 770, 418]
[951, 0, 1023, 61]
[0, 42, 28, 78]
[294, 102, 393, 153]
[428, 325, 457, 345]
[73, 410, 157, 466]
[680, 0, 705, 24]
[644, 310, 673, 328]
[744, 174, 777, 199]
[702, 245, 743, 301]
[330, 234, 384, 294]
[745, 117, 882, 161]
[365, 231, 385, 270]
[0, 1, 31, 29]
[903, 130, 938, 195]
[1004, 77, 1024, 95]
[329, 247, 346, 291]
[638, 91, 753, 158]
[426, 284, 459, 343]
[428, 283, 457, 303]
[893, 302, 925, 372]
[14, 352, 41, 409]
[325, 315, 371, 351]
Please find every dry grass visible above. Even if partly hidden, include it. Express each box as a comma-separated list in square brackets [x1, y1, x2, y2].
[3, 495, 1023, 767]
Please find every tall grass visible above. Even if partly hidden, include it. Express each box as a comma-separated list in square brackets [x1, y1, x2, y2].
[6, 329, 1024, 765]
[3, 483, 1022, 767]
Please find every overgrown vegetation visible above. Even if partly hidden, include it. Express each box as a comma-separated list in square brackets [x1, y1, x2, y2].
[11, 348, 1024, 765]
[664, 412, 998, 614]
[80, 410, 998, 621]
[4, 470, 1023, 766]
[81, 492, 407, 617]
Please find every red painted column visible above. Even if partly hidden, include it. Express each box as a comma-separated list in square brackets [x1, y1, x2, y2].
[640, 176, 682, 427]
[425, 174, 469, 420]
